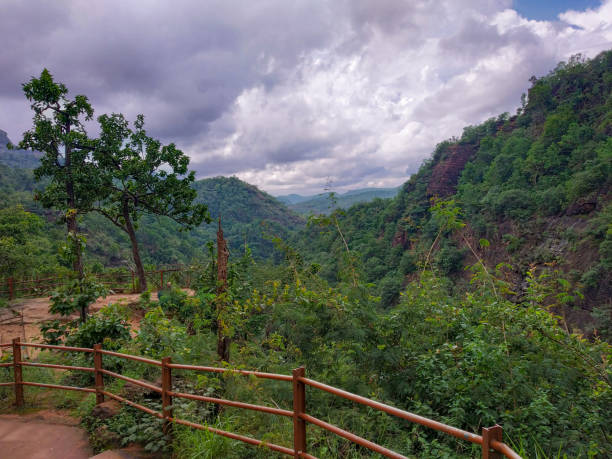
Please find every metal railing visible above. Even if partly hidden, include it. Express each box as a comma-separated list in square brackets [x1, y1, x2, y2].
[0, 338, 521, 458]
[0, 265, 195, 300]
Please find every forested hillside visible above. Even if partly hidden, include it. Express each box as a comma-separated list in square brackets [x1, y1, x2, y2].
[0, 129, 42, 169]
[297, 51, 612, 338]
[0, 164, 303, 276]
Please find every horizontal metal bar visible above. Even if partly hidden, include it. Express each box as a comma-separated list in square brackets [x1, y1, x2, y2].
[19, 342, 93, 353]
[0, 363, 13, 368]
[300, 413, 406, 459]
[168, 363, 292, 381]
[298, 453, 319, 459]
[21, 381, 95, 393]
[299, 377, 482, 445]
[171, 417, 295, 456]
[101, 390, 163, 418]
[0, 382, 15, 387]
[100, 369, 162, 393]
[98, 350, 162, 367]
[169, 390, 293, 417]
[20, 361, 95, 372]
[491, 440, 523, 459]
[0, 343, 12, 348]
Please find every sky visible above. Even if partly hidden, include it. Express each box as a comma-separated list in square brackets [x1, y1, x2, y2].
[1, 1, 611, 195]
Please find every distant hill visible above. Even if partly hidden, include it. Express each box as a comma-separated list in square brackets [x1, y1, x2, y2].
[0, 129, 43, 169]
[188, 176, 304, 257]
[277, 187, 400, 215]
[0, 164, 304, 266]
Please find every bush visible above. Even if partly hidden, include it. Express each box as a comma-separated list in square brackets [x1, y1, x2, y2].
[136, 307, 188, 359]
[158, 286, 202, 323]
[66, 303, 131, 350]
[435, 242, 466, 275]
[378, 272, 404, 307]
[484, 189, 535, 219]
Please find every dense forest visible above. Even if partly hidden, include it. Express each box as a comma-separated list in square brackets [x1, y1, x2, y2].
[0, 51, 611, 458]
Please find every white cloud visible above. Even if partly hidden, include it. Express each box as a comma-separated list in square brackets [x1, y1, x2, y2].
[1, 0, 611, 194]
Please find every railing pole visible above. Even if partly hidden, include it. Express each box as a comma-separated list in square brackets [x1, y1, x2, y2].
[162, 357, 173, 433]
[8, 277, 14, 301]
[482, 425, 502, 459]
[93, 344, 104, 404]
[12, 337, 23, 407]
[160, 270, 164, 288]
[292, 366, 307, 458]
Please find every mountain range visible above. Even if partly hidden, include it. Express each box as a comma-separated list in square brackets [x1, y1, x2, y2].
[276, 187, 400, 215]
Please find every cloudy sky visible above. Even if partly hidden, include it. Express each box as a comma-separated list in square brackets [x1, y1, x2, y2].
[1, 1, 611, 195]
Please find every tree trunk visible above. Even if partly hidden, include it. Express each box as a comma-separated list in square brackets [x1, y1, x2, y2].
[216, 218, 230, 362]
[64, 123, 84, 280]
[123, 198, 147, 292]
[65, 123, 86, 322]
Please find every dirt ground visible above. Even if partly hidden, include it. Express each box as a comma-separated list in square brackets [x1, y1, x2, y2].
[0, 292, 158, 348]
[0, 410, 93, 459]
[0, 410, 152, 459]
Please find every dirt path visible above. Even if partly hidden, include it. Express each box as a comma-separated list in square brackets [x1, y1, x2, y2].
[0, 411, 150, 459]
[0, 293, 158, 346]
[0, 411, 92, 459]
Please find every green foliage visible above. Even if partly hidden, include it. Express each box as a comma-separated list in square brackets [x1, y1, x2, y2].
[66, 303, 131, 349]
[159, 286, 191, 318]
[370, 272, 611, 457]
[49, 276, 107, 318]
[40, 303, 131, 349]
[136, 306, 189, 359]
[0, 205, 55, 278]
[173, 421, 246, 459]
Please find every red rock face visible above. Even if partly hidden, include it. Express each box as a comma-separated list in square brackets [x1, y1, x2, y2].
[427, 144, 476, 199]
[392, 229, 407, 248]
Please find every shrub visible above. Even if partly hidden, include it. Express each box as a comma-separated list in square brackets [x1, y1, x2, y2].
[66, 303, 131, 350]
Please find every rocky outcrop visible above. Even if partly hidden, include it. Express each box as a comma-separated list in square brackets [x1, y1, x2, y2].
[566, 197, 597, 215]
[427, 143, 476, 199]
[391, 229, 408, 248]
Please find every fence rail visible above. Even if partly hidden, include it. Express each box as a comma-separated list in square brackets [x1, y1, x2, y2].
[0, 338, 522, 459]
[0, 264, 195, 300]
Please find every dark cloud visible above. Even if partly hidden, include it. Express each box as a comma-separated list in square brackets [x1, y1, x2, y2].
[1, 0, 611, 194]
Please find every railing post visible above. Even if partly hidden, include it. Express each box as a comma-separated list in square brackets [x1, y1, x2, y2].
[161, 357, 172, 433]
[8, 277, 14, 301]
[160, 270, 164, 288]
[482, 425, 502, 459]
[93, 344, 104, 404]
[292, 366, 306, 458]
[12, 337, 23, 407]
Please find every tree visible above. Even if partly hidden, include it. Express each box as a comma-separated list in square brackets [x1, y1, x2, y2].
[216, 218, 230, 362]
[19, 69, 99, 278]
[92, 113, 210, 291]
[0, 205, 45, 278]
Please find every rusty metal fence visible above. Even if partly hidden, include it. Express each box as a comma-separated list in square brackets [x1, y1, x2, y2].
[0, 338, 521, 458]
[0, 265, 195, 300]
